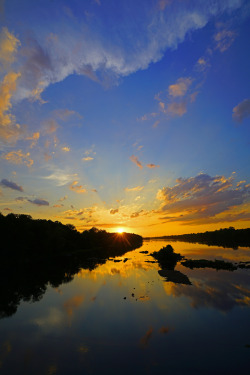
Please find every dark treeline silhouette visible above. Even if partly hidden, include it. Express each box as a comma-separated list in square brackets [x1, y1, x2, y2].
[145, 227, 250, 249]
[0, 213, 142, 319]
[0, 213, 142, 258]
[150, 245, 191, 285]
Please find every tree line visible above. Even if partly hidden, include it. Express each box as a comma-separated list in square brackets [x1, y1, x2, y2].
[146, 227, 250, 249]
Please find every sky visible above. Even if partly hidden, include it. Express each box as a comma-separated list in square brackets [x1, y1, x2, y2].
[0, 0, 250, 236]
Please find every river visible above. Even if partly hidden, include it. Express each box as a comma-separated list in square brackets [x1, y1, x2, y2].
[0, 240, 249, 374]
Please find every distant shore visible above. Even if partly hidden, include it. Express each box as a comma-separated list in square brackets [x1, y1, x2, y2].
[144, 227, 250, 249]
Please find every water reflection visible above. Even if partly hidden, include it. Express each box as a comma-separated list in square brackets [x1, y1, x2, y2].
[0, 240, 249, 374]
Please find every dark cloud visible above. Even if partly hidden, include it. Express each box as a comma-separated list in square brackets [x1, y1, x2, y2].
[1, 178, 23, 191]
[110, 208, 119, 215]
[28, 198, 49, 206]
[232, 98, 250, 123]
[157, 173, 250, 223]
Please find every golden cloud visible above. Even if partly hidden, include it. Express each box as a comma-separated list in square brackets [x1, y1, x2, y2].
[3, 149, 33, 167]
[70, 181, 87, 194]
[0, 27, 20, 67]
[125, 186, 144, 192]
[0, 71, 25, 142]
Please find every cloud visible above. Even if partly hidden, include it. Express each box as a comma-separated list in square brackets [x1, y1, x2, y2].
[110, 208, 119, 214]
[53, 108, 81, 120]
[59, 195, 68, 201]
[130, 209, 145, 218]
[43, 169, 77, 186]
[214, 29, 236, 52]
[1, 178, 23, 191]
[125, 186, 144, 192]
[130, 155, 143, 169]
[140, 327, 153, 347]
[61, 146, 70, 152]
[157, 173, 250, 224]
[69, 181, 87, 194]
[53, 204, 64, 208]
[157, 76, 196, 118]
[2, 149, 33, 167]
[168, 77, 192, 97]
[146, 163, 159, 169]
[10, 1, 244, 104]
[42, 119, 58, 134]
[63, 295, 84, 318]
[0, 27, 20, 67]
[82, 156, 94, 161]
[0, 71, 25, 142]
[166, 101, 187, 117]
[232, 99, 250, 123]
[28, 198, 49, 206]
[26, 132, 40, 148]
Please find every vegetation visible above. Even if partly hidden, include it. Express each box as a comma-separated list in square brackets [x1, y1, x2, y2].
[150, 244, 183, 269]
[145, 227, 250, 249]
[0, 213, 143, 319]
[0, 213, 143, 259]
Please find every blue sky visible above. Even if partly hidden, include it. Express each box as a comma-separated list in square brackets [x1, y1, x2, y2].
[0, 0, 250, 235]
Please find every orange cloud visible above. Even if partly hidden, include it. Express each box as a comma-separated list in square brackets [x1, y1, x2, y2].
[0, 27, 20, 67]
[168, 77, 192, 97]
[146, 163, 159, 168]
[0, 71, 24, 142]
[125, 186, 144, 192]
[130, 155, 143, 169]
[3, 149, 33, 167]
[70, 181, 87, 193]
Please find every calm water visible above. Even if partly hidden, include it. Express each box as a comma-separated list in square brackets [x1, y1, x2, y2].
[1, 240, 250, 374]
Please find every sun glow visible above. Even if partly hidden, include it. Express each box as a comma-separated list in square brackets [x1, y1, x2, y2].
[116, 227, 124, 234]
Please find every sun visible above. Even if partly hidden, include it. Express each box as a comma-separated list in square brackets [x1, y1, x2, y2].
[116, 227, 124, 234]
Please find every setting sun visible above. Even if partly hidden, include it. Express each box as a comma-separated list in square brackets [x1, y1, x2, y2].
[116, 228, 124, 234]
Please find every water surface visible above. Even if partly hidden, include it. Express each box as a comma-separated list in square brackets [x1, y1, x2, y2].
[0, 240, 249, 374]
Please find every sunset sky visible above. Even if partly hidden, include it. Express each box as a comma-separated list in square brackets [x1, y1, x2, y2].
[0, 0, 250, 236]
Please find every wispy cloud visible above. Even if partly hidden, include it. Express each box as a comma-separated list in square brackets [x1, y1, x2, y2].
[125, 186, 144, 192]
[232, 99, 250, 123]
[61, 146, 70, 152]
[146, 163, 159, 169]
[0, 27, 20, 67]
[130, 155, 143, 169]
[43, 168, 77, 186]
[2, 149, 33, 167]
[10, 1, 244, 104]
[1, 178, 23, 191]
[82, 156, 94, 161]
[214, 28, 236, 52]
[168, 77, 192, 97]
[59, 195, 67, 201]
[69, 181, 87, 194]
[53, 203, 64, 208]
